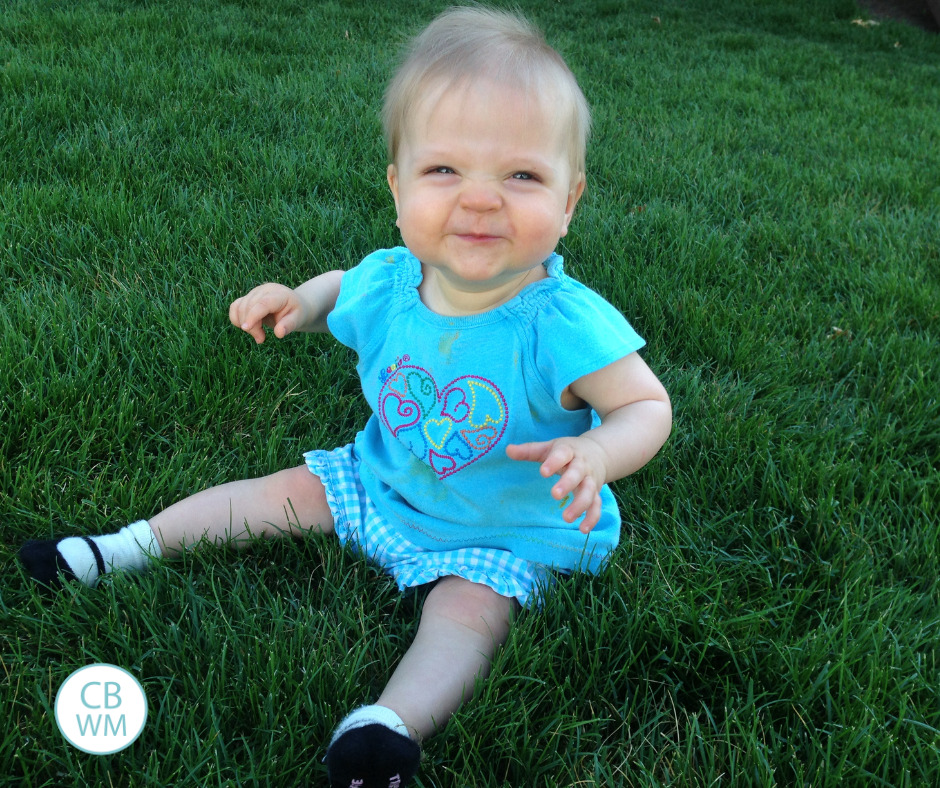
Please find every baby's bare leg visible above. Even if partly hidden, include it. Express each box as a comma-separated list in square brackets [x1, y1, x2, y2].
[150, 464, 334, 556]
[379, 576, 515, 739]
[323, 576, 513, 786]
[19, 465, 333, 587]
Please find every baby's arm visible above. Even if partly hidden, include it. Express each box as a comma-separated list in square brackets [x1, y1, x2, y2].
[229, 270, 344, 342]
[506, 352, 671, 533]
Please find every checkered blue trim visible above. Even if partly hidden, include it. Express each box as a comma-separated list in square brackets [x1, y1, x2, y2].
[304, 444, 553, 607]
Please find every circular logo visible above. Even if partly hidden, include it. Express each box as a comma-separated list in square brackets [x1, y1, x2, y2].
[54, 664, 148, 754]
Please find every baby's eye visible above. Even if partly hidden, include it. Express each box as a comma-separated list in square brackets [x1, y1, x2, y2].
[427, 166, 455, 175]
[511, 171, 538, 181]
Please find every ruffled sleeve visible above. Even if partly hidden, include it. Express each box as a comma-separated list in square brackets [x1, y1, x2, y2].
[327, 248, 419, 354]
[530, 266, 646, 405]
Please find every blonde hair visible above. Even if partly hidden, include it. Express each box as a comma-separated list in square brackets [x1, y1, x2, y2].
[382, 5, 591, 177]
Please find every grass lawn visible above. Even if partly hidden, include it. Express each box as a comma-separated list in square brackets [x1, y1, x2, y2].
[1, 0, 938, 785]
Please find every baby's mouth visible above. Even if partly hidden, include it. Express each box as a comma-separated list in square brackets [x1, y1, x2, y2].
[454, 232, 502, 242]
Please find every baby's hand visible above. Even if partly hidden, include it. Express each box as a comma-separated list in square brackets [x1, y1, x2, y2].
[229, 283, 306, 344]
[506, 437, 610, 534]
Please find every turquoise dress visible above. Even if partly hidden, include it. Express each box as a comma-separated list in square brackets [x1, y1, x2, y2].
[305, 247, 645, 604]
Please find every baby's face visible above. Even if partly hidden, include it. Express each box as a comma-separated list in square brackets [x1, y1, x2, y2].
[388, 79, 584, 314]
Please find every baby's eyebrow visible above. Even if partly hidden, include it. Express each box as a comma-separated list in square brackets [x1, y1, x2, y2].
[407, 147, 563, 178]
[504, 156, 564, 178]
[509, 156, 554, 170]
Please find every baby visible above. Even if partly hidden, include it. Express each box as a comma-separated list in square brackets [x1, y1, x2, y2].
[19, 7, 672, 787]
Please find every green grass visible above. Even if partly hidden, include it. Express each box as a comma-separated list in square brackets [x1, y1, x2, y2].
[2, 0, 938, 785]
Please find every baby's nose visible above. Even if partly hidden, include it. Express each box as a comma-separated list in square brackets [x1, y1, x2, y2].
[459, 180, 502, 212]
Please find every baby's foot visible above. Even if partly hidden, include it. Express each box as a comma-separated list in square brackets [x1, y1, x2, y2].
[18, 521, 160, 588]
[18, 538, 85, 587]
[325, 706, 421, 788]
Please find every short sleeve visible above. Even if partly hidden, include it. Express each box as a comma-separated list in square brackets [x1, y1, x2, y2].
[531, 277, 646, 403]
[327, 248, 415, 353]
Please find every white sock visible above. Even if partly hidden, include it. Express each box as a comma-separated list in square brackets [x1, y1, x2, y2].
[325, 704, 420, 786]
[329, 704, 410, 747]
[55, 520, 161, 586]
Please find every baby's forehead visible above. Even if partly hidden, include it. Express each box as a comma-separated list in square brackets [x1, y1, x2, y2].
[405, 75, 572, 139]
[386, 58, 589, 174]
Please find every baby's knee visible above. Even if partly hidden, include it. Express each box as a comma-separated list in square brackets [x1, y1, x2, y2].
[262, 465, 332, 535]
[424, 577, 514, 639]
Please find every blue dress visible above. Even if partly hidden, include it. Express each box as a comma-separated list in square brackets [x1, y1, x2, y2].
[305, 247, 645, 605]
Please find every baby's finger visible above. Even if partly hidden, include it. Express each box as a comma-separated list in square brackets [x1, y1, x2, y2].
[559, 473, 597, 516]
[228, 297, 247, 328]
[550, 462, 583, 500]
[505, 441, 553, 464]
[241, 299, 284, 339]
[229, 299, 264, 343]
[538, 442, 576, 479]
[577, 495, 603, 534]
[273, 311, 299, 339]
[247, 323, 268, 344]
[551, 449, 597, 498]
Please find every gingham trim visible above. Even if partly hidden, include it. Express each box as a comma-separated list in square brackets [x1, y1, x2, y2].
[304, 444, 554, 607]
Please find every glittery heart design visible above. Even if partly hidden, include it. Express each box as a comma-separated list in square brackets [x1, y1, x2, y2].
[378, 365, 508, 479]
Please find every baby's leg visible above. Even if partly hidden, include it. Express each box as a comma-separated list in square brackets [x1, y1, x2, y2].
[149, 464, 333, 556]
[325, 577, 514, 787]
[19, 464, 333, 587]
[379, 576, 514, 738]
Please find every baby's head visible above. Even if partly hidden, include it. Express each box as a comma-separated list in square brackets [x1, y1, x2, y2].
[383, 6, 591, 182]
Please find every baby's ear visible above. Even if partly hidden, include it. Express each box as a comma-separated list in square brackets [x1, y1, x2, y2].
[561, 175, 586, 234]
[387, 164, 401, 225]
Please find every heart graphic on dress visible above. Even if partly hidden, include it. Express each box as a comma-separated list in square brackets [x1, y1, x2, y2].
[378, 364, 508, 479]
